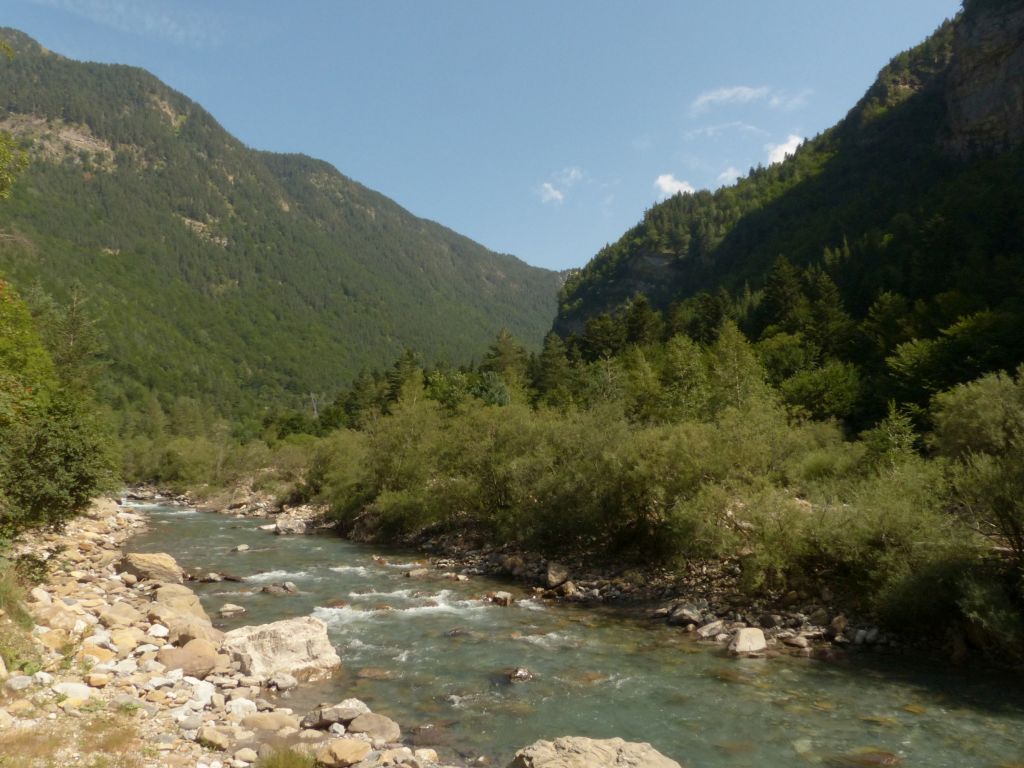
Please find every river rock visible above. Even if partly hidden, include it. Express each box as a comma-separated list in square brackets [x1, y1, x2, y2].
[491, 591, 515, 607]
[508, 737, 681, 768]
[545, 562, 570, 589]
[53, 681, 91, 701]
[0, 656, 6, 681]
[317, 738, 372, 768]
[666, 605, 702, 627]
[158, 638, 221, 678]
[347, 712, 401, 742]
[120, 552, 184, 584]
[222, 616, 340, 681]
[197, 725, 234, 751]
[729, 628, 767, 656]
[269, 672, 298, 691]
[5, 675, 33, 692]
[98, 601, 143, 628]
[220, 603, 247, 618]
[242, 711, 300, 732]
[301, 706, 365, 730]
[696, 619, 725, 639]
[275, 519, 307, 535]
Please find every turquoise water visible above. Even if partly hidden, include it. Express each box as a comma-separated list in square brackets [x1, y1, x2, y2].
[127, 502, 1024, 766]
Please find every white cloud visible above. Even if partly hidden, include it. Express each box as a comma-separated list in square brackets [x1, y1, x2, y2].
[691, 86, 770, 115]
[537, 166, 585, 205]
[554, 166, 584, 186]
[29, 0, 222, 47]
[539, 182, 564, 205]
[683, 121, 768, 141]
[654, 173, 694, 198]
[717, 166, 741, 186]
[690, 85, 812, 115]
[766, 134, 804, 164]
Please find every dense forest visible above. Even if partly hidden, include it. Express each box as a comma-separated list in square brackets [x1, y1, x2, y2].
[0, 28, 560, 424]
[555, 1, 1024, 431]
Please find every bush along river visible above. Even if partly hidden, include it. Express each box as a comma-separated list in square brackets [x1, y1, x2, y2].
[126, 501, 1024, 767]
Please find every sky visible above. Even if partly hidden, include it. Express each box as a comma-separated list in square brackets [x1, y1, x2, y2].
[5, 0, 962, 272]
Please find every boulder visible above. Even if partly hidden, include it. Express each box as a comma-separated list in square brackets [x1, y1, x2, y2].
[275, 518, 306, 535]
[197, 725, 234, 751]
[52, 681, 91, 701]
[491, 591, 515, 607]
[157, 638, 221, 678]
[545, 562, 570, 589]
[241, 711, 300, 732]
[148, 584, 222, 645]
[111, 627, 147, 653]
[301, 706, 365, 730]
[98, 601, 143, 629]
[347, 712, 401, 743]
[317, 738, 372, 768]
[222, 616, 340, 681]
[119, 552, 184, 584]
[153, 584, 209, 622]
[219, 603, 247, 618]
[507, 737, 681, 768]
[728, 627, 767, 656]
[695, 619, 725, 639]
[666, 605, 702, 627]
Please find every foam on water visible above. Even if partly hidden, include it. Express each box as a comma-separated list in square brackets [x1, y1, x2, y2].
[245, 569, 313, 583]
[329, 565, 371, 576]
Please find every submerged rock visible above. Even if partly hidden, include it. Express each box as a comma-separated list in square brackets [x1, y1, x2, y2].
[508, 737, 681, 768]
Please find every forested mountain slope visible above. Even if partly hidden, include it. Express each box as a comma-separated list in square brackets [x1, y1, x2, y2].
[556, 0, 1024, 368]
[0, 29, 560, 416]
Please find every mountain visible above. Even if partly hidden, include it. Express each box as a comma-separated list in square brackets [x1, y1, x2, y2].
[555, 0, 1024, 372]
[0, 29, 560, 415]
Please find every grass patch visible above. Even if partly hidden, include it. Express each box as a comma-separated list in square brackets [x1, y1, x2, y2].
[0, 726, 63, 767]
[256, 747, 317, 768]
[0, 567, 40, 678]
[81, 712, 138, 754]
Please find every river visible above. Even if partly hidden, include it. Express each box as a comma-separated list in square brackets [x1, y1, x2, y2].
[126, 502, 1024, 767]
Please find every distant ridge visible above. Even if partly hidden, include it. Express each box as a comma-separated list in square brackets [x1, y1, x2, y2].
[0, 28, 561, 414]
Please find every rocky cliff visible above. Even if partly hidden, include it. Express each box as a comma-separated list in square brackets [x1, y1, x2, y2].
[945, 0, 1024, 156]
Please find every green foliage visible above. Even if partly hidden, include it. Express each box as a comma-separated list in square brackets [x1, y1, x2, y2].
[0, 279, 117, 541]
[255, 749, 316, 768]
[929, 367, 1024, 458]
[554, 13, 1024, 426]
[1, 393, 116, 537]
[0, 28, 559, 422]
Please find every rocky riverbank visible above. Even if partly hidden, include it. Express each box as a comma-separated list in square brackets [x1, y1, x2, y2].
[0, 498, 687, 768]
[128, 484, 897, 663]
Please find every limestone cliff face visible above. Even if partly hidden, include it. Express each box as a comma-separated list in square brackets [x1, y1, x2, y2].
[945, 1, 1024, 156]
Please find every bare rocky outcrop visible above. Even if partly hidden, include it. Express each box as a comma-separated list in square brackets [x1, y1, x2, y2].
[508, 737, 682, 768]
[946, 0, 1024, 155]
[222, 616, 341, 682]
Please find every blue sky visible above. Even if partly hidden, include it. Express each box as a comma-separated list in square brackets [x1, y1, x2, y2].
[7, 0, 962, 271]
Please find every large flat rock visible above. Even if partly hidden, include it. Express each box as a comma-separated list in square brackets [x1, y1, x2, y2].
[508, 737, 682, 768]
[119, 552, 184, 584]
[222, 616, 340, 682]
